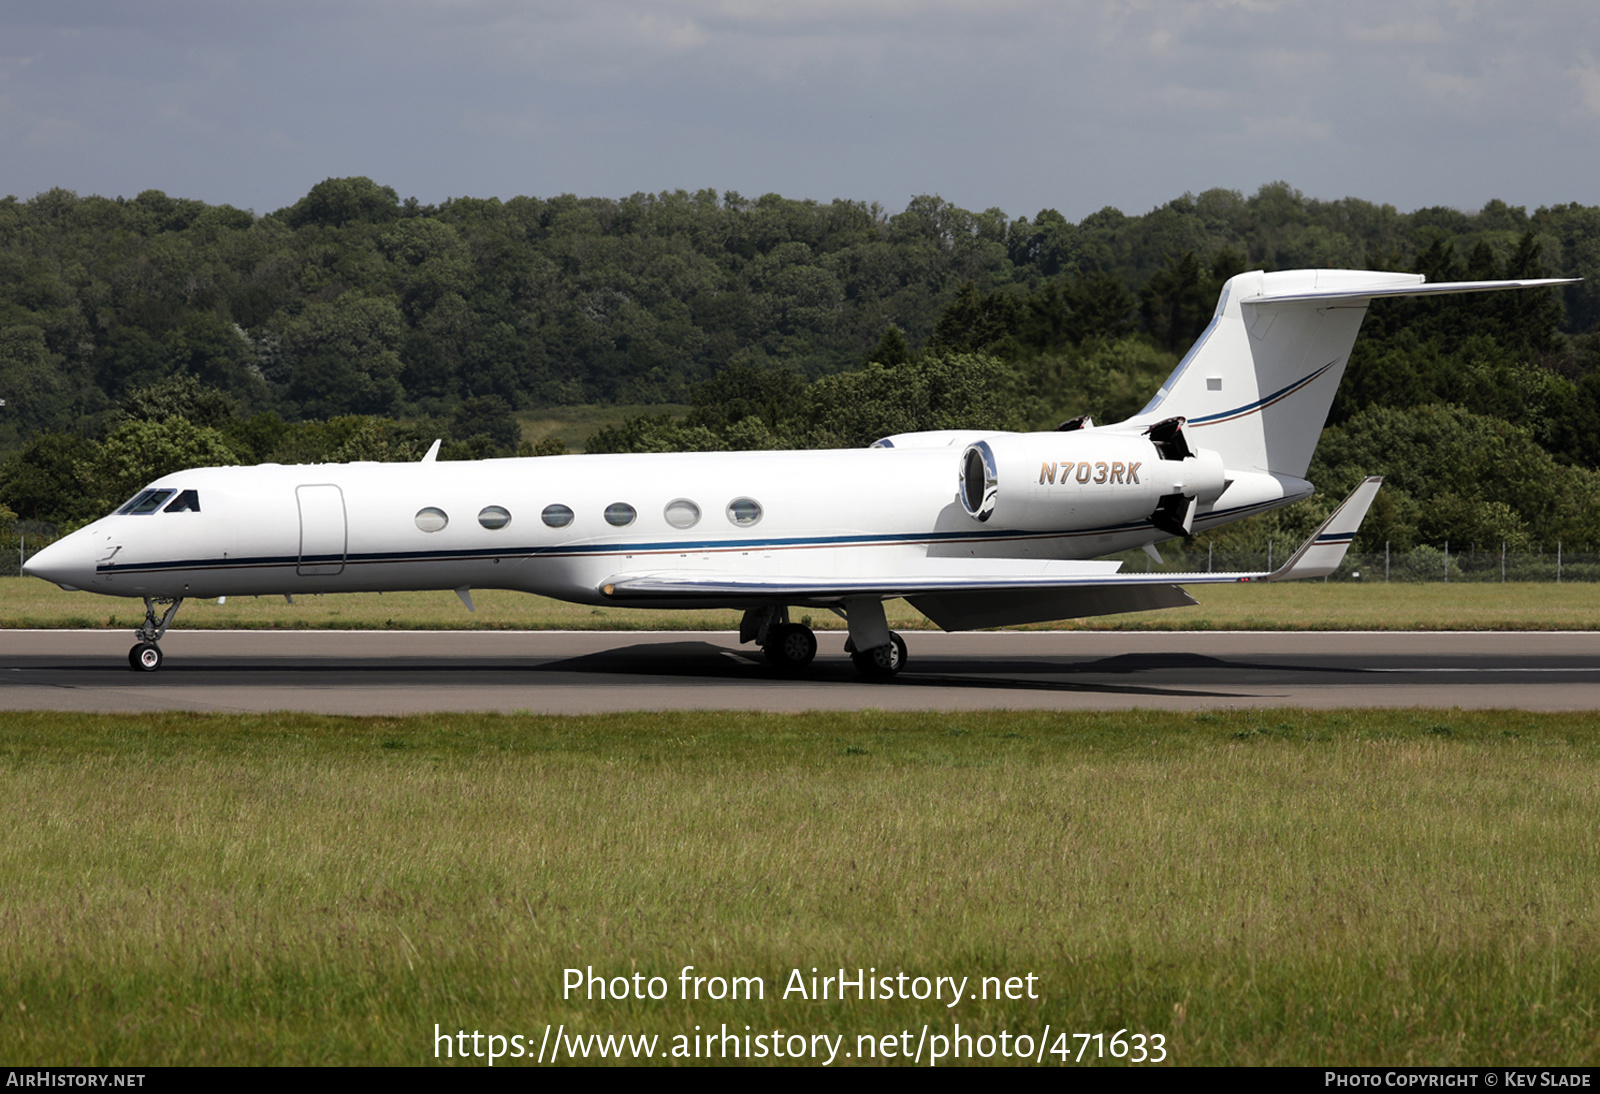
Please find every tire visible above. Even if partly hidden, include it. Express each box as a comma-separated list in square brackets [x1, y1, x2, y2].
[850, 631, 907, 680]
[129, 642, 163, 672]
[764, 623, 818, 670]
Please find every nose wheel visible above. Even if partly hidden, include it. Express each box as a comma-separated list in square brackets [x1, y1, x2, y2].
[127, 596, 183, 672]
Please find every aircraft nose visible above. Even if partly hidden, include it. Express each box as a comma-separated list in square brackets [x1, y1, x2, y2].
[22, 530, 102, 591]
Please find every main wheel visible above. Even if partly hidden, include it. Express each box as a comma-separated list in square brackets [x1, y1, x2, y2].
[850, 631, 907, 680]
[764, 623, 818, 670]
[129, 642, 163, 672]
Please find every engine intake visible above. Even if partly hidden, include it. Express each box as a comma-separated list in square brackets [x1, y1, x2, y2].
[961, 441, 999, 522]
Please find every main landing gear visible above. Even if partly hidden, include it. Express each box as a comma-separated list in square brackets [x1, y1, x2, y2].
[764, 621, 819, 670]
[742, 606, 819, 671]
[739, 603, 907, 680]
[128, 596, 183, 672]
[845, 631, 907, 680]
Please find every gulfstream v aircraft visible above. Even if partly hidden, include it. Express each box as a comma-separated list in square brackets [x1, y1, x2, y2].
[23, 268, 1575, 676]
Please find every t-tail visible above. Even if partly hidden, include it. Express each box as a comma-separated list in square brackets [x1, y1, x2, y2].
[1121, 269, 1576, 481]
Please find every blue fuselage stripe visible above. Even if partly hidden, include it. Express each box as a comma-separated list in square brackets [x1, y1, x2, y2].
[96, 496, 1302, 578]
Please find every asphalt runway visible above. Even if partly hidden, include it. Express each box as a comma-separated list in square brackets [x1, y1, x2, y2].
[3, 629, 1600, 713]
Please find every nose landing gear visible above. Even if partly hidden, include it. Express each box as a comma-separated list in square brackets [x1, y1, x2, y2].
[128, 597, 183, 672]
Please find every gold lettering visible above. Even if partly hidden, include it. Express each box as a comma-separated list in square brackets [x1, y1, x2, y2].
[1094, 462, 1108, 484]
[1040, 461, 1057, 485]
[1127, 461, 1141, 484]
[1111, 461, 1125, 484]
[1076, 462, 1091, 484]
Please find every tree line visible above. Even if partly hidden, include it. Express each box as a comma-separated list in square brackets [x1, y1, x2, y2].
[3, 177, 1597, 441]
[2, 178, 1598, 552]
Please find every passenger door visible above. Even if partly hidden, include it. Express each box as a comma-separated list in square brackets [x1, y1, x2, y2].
[296, 484, 347, 576]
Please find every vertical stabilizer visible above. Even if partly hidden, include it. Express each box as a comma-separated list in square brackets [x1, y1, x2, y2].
[1123, 269, 1575, 480]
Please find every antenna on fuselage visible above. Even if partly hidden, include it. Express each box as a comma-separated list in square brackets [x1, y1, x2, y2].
[421, 439, 441, 463]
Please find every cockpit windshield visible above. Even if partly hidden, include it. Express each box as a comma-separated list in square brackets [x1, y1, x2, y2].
[118, 489, 176, 515]
[115, 488, 201, 515]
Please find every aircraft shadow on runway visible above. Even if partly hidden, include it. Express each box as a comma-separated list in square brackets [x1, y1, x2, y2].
[532, 642, 1357, 698]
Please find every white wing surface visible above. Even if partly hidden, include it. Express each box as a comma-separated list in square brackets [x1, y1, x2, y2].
[599, 478, 1382, 628]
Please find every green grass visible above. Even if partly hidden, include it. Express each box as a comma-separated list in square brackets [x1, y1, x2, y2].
[6, 576, 1600, 631]
[2, 709, 1599, 1065]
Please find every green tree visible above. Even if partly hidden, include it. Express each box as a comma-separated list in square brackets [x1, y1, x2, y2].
[865, 326, 913, 367]
[584, 415, 722, 454]
[521, 435, 568, 457]
[159, 313, 263, 403]
[685, 364, 807, 432]
[1309, 404, 1600, 548]
[1018, 272, 1136, 351]
[281, 177, 402, 229]
[1009, 208, 1082, 276]
[118, 374, 239, 429]
[0, 327, 72, 442]
[223, 412, 292, 463]
[95, 418, 241, 503]
[926, 283, 1024, 356]
[326, 416, 423, 462]
[1137, 251, 1240, 353]
[1024, 338, 1176, 426]
[0, 432, 105, 525]
[281, 295, 407, 417]
[802, 351, 1028, 448]
[450, 395, 521, 455]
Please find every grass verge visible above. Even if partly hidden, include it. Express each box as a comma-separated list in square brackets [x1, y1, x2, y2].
[515, 403, 691, 453]
[2, 708, 1598, 1065]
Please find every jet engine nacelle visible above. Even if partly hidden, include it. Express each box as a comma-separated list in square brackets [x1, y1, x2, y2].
[957, 430, 1228, 533]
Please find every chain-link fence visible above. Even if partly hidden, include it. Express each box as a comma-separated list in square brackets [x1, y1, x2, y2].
[0, 522, 60, 578]
[1109, 542, 1600, 582]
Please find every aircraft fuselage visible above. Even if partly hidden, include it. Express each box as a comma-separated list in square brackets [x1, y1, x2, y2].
[33, 442, 1301, 607]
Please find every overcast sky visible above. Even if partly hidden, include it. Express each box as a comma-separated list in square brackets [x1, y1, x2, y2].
[3, 0, 1597, 222]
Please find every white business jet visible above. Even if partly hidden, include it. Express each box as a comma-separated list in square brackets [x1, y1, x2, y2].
[23, 268, 1574, 676]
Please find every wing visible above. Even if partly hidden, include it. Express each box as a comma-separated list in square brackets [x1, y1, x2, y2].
[598, 477, 1382, 627]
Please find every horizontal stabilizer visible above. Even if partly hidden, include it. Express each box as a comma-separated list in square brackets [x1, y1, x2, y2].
[1265, 476, 1382, 581]
[1249, 277, 1577, 306]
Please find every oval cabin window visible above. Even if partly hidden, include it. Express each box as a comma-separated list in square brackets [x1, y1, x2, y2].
[541, 504, 574, 528]
[604, 502, 637, 528]
[663, 499, 701, 529]
[478, 506, 511, 530]
[415, 507, 449, 533]
[726, 497, 763, 527]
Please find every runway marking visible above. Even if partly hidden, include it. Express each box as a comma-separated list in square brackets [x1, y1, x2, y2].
[1365, 667, 1600, 673]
